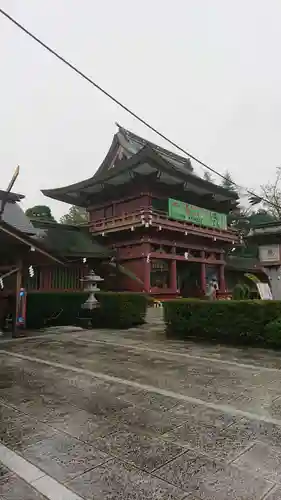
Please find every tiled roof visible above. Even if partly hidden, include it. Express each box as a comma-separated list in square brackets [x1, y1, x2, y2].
[30, 219, 112, 258]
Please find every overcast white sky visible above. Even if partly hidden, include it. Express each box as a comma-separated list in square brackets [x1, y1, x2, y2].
[0, 0, 281, 219]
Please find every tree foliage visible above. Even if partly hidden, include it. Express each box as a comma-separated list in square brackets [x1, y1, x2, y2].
[221, 171, 237, 192]
[203, 170, 213, 183]
[25, 205, 56, 221]
[60, 205, 88, 225]
[258, 167, 281, 219]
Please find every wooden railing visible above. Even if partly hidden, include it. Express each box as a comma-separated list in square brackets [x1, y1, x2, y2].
[89, 208, 239, 242]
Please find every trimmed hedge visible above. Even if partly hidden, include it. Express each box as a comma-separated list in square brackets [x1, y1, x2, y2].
[26, 291, 148, 331]
[26, 292, 88, 329]
[92, 292, 148, 329]
[264, 317, 281, 346]
[164, 299, 281, 347]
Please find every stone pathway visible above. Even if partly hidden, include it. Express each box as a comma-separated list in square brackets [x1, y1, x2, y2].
[0, 309, 281, 498]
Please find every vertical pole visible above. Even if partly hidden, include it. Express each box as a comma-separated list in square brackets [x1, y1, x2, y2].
[13, 259, 23, 337]
[143, 257, 151, 293]
[170, 259, 177, 292]
[201, 251, 206, 294]
[219, 264, 226, 292]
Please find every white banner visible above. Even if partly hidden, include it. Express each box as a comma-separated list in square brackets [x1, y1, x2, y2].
[257, 282, 273, 300]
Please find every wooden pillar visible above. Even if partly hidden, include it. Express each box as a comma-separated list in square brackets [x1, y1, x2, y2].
[201, 251, 206, 294]
[143, 257, 151, 293]
[170, 259, 177, 292]
[13, 259, 23, 337]
[219, 264, 226, 292]
[42, 266, 52, 291]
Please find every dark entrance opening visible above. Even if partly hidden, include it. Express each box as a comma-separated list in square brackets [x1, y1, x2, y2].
[177, 261, 202, 298]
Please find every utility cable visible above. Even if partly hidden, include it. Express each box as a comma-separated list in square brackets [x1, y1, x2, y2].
[0, 7, 275, 211]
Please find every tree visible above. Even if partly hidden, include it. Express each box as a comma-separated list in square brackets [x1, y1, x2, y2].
[256, 167, 281, 219]
[203, 170, 213, 183]
[221, 171, 237, 192]
[60, 205, 88, 225]
[249, 209, 275, 227]
[25, 205, 56, 221]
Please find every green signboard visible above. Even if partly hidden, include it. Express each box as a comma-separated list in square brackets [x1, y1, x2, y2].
[168, 198, 227, 230]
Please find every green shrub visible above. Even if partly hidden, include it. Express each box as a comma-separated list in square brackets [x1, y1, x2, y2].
[164, 299, 281, 347]
[264, 317, 281, 346]
[233, 284, 244, 300]
[92, 292, 148, 329]
[26, 292, 88, 329]
[233, 284, 251, 300]
[243, 284, 250, 300]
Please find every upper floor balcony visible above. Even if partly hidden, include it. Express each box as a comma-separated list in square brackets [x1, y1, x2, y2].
[89, 208, 239, 244]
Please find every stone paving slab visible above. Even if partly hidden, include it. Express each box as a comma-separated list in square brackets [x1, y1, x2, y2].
[234, 441, 281, 483]
[0, 465, 11, 484]
[67, 458, 187, 500]
[3, 324, 281, 497]
[46, 408, 119, 443]
[94, 427, 185, 472]
[163, 420, 252, 462]
[166, 401, 238, 427]
[0, 442, 84, 500]
[0, 417, 57, 453]
[154, 448, 273, 499]
[117, 388, 179, 412]
[263, 487, 281, 500]
[0, 474, 47, 499]
[21, 433, 110, 483]
[110, 404, 190, 435]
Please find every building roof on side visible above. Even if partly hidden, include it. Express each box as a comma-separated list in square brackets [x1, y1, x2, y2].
[249, 220, 280, 229]
[42, 125, 239, 207]
[248, 220, 281, 238]
[30, 219, 113, 258]
[1, 196, 35, 235]
[0, 190, 24, 203]
[0, 219, 64, 264]
[225, 255, 262, 272]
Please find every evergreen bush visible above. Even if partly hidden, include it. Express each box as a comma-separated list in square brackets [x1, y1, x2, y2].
[164, 299, 281, 347]
[26, 292, 88, 329]
[264, 317, 281, 347]
[92, 292, 148, 329]
[233, 284, 251, 300]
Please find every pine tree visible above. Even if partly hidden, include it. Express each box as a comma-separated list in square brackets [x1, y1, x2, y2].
[203, 170, 213, 183]
[221, 171, 237, 192]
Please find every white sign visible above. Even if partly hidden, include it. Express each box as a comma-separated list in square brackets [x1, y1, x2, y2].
[257, 282, 273, 300]
[259, 245, 280, 263]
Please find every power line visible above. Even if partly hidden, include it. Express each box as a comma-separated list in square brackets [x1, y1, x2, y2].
[0, 7, 277, 211]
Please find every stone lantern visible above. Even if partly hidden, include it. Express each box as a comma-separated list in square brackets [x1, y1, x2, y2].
[80, 270, 104, 310]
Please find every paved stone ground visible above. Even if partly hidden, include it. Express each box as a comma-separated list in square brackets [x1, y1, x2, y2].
[1, 309, 281, 498]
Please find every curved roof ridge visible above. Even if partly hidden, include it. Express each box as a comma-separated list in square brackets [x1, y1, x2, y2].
[116, 123, 193, 172]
